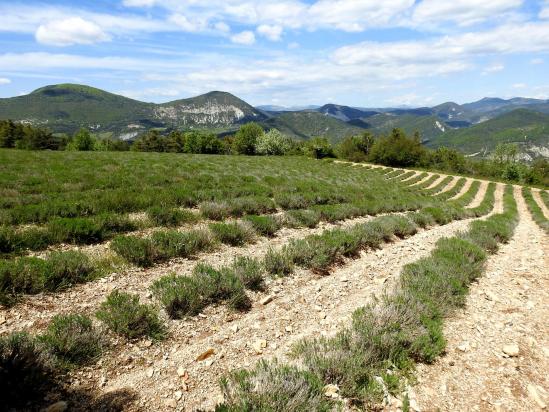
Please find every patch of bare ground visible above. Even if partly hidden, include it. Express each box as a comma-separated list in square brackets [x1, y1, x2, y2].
[532, 189, 549, 219]
[448, 178, 474, 201]
[467, 181, 489, 209]
[401, 171, 422, 182]
[410, 186, 549, 412]
[437, 175, 460, 194]
[77, 184, 503, 411]
[424, 174, 447, 190]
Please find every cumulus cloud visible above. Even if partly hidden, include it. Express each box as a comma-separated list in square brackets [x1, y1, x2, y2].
[540, 0, 549, 19]
[231, 30, 255, 44]
[257, 24, 282, 41]
[0, 77, 11, 85]
[332, 22, 549, 66]
[35, 17, 110, 46]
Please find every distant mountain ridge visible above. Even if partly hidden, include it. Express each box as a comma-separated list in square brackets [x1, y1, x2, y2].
[0, 84, 548, 157]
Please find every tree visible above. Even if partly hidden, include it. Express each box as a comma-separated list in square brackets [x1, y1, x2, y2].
[67, 128, 95, 151]
[132, 130, 166, 152]
[255, 129, 292, 155]
[494, 143, 518, 164]
[184, 131, 222, 154]
[336, 132, 375, 162]
[368, 128, 425, 167]
[304, 137, 335, 159]
[233, 122, 264, 155]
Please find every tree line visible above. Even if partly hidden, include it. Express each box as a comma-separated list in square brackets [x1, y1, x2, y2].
[0, 119, 547, 186]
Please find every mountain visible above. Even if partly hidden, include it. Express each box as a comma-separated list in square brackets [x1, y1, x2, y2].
[0, 84, 267, 139]
[426, 109, 549, 159]
[315, 104, 374, 121]
[263, 111, 365, 143]
[365, 113, 451, 142]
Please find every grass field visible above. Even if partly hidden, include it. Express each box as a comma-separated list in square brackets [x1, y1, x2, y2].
[0, 150, 539, 411]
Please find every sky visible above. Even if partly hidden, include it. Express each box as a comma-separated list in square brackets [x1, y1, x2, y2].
[0, 0, 548, 107]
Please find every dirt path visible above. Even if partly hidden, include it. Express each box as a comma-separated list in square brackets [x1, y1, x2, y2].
[437, 176, 460, 194]
[532, 189, 549, 219]
[467, 181, 489, 209]
[448, 178, 473, 201]
[411, 186, 549, 412]
[98, 183, 504, 411]
[424, 174, 447, 190]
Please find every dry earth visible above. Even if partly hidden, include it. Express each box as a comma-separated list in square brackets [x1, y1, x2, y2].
[411, 186, 549, 412]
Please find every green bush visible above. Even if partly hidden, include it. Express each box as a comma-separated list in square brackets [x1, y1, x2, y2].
[152, 274, 204, 318]
[0, 251, 94, 304]
[263, 248, 294, 276]
[244, 215, 280, 237]
[96, 290, 166, 340]
[48, 217, 103, 244]
[368, 129, 425, 167]
[147, 206, 196, 227]
[39, 314, 103, 367]
[229, 256, 265, 291]
[193, 264, 251, 311]
[110, 235, 158, 267]
[42, 251, 95, 291]
[255, 129, 292, 155]
[209, 222, 254, 246]
[0, 332, 58, 408]
[151, 229, 213, 260]
[304, 137, 335, 159]
[283, 209, 321, 228]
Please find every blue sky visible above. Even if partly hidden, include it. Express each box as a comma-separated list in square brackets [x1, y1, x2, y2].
[0, 0, 548, 107]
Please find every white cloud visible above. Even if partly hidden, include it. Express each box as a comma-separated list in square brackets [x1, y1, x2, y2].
[35, 17, 110, 46]
[412, 0, 524, 27]
[530, 58, 544, 65]
[332, 23, 549, 67]
[169, 14, 208, 32]
[214, 22, 230, 32]
[511, 82, 526, 88]
[231, 30, 255, 44]
[257, 24, 283, 41]
[0, 77, 11, 85]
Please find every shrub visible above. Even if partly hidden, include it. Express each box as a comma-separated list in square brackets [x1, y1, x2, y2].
[263, 248, 294, 276]
[218, 360, 332, 412]
[275, 193, 311, 210]
[48, 217, 103, 244]
[283, 209, 321, 228]
[0, 332, 57, 408]
[244, 215, 280, 237]
[193, 264, 251, 311]
[228, 197, 277, 216]
[39, 314, 103, 367]
[200, 201, 231, 220]
[96, 290, 166, 340]
[42, 251, 95, 291]
[110, 235, 158, 267]
[147, 206, 196, 227]
[152, 274, 204, 318]
[336, 132, 375, 162]
[209, 222, 254, 246]
[229, 256, 265, 291]
[0, 251, 94, 304]
[0, 227, 17, 253]
[151, 229, 213, 260]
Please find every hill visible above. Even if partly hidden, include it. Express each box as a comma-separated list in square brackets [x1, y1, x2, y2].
[426, 109, 549, 159]
[0, 84, 267, 138]
[263, 111, 365, 142]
